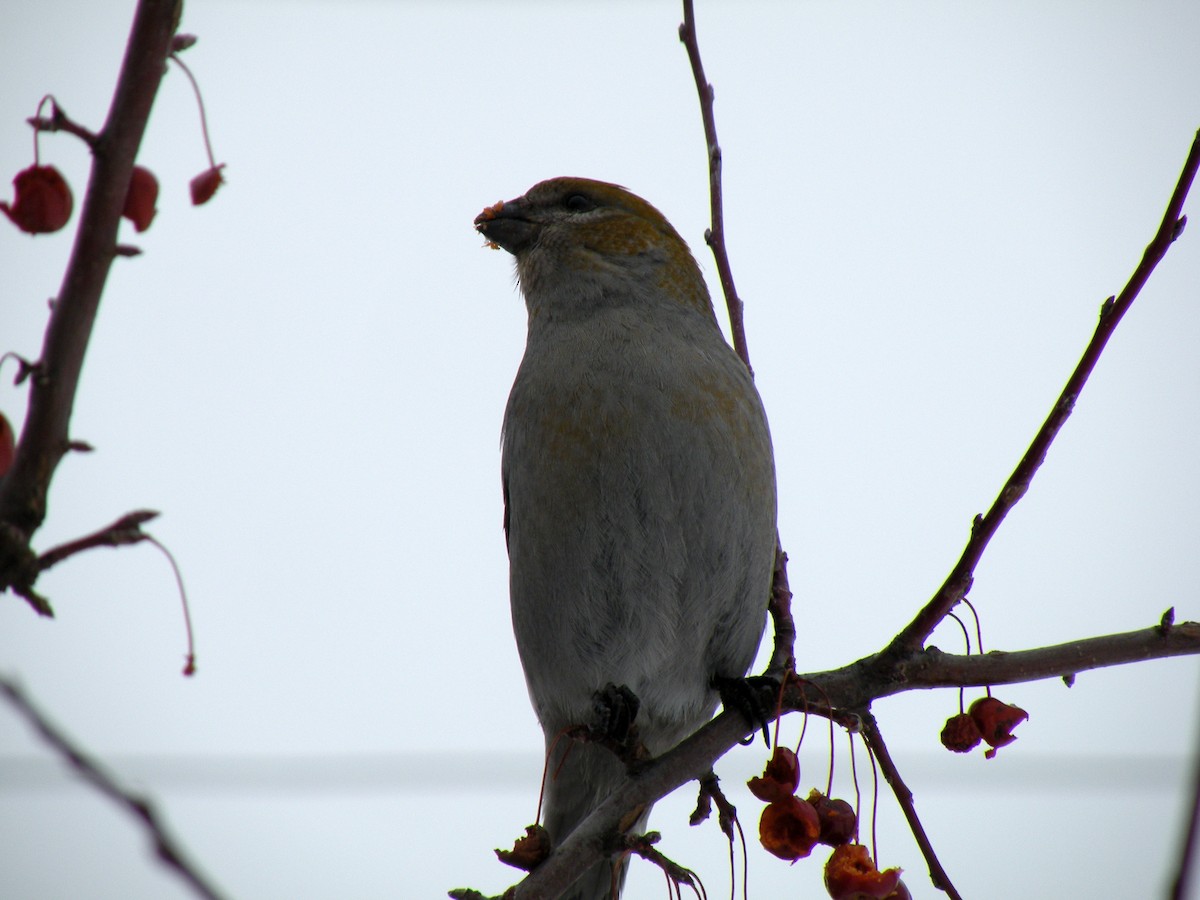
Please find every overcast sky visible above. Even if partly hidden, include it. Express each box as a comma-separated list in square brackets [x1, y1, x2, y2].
[2, 2, 1199, 898]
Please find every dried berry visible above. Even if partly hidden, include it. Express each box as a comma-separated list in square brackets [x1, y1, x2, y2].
[494, 824, 550, 872]
[759, 794, 821, 861]
[807, 789, 857, 846]
[940, 712, 983, 753]
[969, 696, 1028, 759]
[824, 843, 903, 899]
[748, 745, 800, 803]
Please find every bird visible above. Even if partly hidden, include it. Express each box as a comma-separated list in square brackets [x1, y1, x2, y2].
[475, 177, 777, 900]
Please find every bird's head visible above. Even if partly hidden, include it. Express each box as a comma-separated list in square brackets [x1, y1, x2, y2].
[475, 177, 714, 322]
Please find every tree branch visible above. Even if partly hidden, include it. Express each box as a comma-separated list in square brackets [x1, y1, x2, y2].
[860, 713, 961, 900]
[35, 509, 160, 572]
[0, 675, 226, 900]
[501, 618, 1200, 898]
[0, 0, 183, 613]
[27, 99, 100, 147]
[678, 0, 750, 371]
[679, 0, 799, 682]
[885, 129, 1200, 659]
[807, 620, 1200, 709]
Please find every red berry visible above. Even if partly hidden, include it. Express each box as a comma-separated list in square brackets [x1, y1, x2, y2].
[759, 794, 821, 861]
[122, 165, 159, 232]
[189, 164, 225, 206]
[807, 789, 857, 846]
[1, 164, 73, 234]
[968, 696, 1028, 758]
[748, 745, 800, 802]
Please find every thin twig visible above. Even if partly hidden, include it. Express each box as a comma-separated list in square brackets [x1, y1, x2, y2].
[766, 545, 796, 678]
[0, 351, 38, 385]
[886, 128, 1200, 659]
[35, 509, 159, 571]
[678, 0, 798, 678]
[30, 512, 197, 675]
[860, 712, 961, 900]
[27, 98, 100, 147]
[678, 0, 750, 370]
[0, 675, 226, 900]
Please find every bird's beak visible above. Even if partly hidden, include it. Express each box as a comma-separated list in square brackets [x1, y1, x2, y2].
[474, 194, 538, 255]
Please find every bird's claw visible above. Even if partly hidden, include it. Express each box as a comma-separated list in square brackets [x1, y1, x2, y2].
[715, 674, 781, 747]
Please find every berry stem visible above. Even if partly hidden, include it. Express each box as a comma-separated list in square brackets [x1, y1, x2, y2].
[961, 597, 985, 654]
[170, 53, 217, 169]
[144, 535, 196, 677]
[846, 730, 861, 842]
[32, 94, 53, 164]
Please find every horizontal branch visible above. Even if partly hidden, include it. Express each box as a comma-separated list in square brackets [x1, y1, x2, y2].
[897, 620, 1200, 692]
[501, 617, 1200, 898]
[808, 620, 1200, 712]
[36, 509, 159, 573]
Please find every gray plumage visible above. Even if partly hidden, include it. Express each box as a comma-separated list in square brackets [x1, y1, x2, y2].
[478, 177, 777, 900]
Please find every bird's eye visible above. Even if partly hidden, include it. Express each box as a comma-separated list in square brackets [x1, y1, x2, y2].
[563, 193, 595, 213]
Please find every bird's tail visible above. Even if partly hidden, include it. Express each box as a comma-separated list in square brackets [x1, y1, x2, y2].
[540, 737, 652, 900]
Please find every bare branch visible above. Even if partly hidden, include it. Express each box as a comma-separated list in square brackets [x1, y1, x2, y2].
[0, 0, 183, 610]
[30, 510, 198, 676]
[35, 509, 159, 572]
[27, 98, 100, 147]
[0, 675, 226, 900]
[812, 621, 1200, 708]
[766, 544, 796, 678]
[886, 129, 1200, 659]
[678, 0, 799, 681]
[678, 0, 750, 372]
[860, 713, 961, 900]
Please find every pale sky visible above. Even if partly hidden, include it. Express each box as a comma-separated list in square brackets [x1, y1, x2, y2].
[2, 2, 1199, 898]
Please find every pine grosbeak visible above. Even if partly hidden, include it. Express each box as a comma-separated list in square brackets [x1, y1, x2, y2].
[475, 177, 777, 900]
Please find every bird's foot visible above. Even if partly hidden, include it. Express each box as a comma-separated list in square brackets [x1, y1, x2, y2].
[569, 683, 650, 766]
[714, 673, 782, 747]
